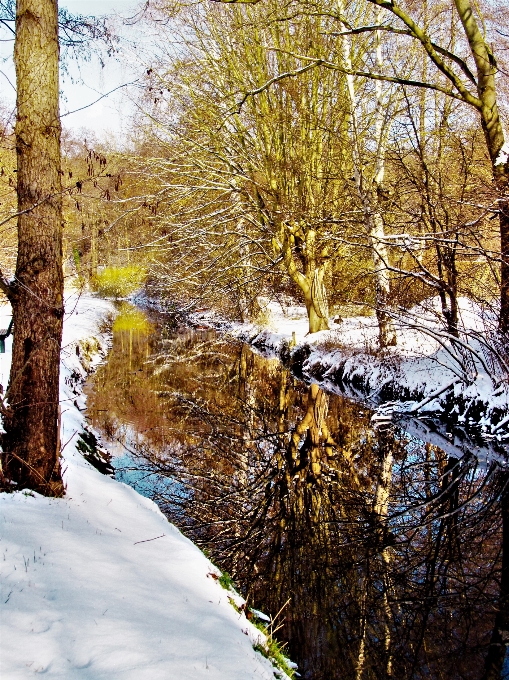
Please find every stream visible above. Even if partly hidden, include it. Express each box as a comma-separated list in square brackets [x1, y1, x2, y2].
[85, 303, 508, 680]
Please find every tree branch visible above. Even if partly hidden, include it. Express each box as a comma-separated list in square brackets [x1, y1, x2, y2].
[365, 0, 482, 108]
[233, 61, 323, 113]
[269, 49, 469, 103]
[330, 25, 477, 85]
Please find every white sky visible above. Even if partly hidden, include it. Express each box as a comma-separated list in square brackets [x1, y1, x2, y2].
[0, 0, 145, 142]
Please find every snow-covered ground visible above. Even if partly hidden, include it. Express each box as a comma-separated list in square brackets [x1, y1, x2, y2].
[192, 297, 509, 440]
[0, 293, 288, 680]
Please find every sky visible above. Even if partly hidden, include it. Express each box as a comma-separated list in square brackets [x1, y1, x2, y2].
[0, 0, 145, 141]
[59, 0, 144, 139]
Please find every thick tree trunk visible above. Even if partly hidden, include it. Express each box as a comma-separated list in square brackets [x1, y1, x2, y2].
[305, 269, 330, 334]
[278, 223, 330, 334]
[1, 0, 64, 496]
[305, 300, 329, 334]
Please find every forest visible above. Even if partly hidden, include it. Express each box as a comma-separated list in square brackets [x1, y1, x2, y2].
[62, 0, 509, 341]
[1, 0, 507, 336]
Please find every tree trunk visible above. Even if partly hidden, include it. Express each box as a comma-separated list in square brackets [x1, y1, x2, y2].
[371, 210, 397, 348]
[305, 299, 329, 334]
[1, 0, 64, 496]
[278, 223, 330, 334]
[452, 0, 509, 334]
[305, 269, 330, 334]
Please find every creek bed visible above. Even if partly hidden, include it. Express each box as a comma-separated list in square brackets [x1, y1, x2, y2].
[85, 303, 507, 680]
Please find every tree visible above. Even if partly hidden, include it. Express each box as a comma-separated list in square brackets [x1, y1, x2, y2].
[136, 0, 355, 333]
[0, 1, 116, 495]
[362, 0, 509, 332]
[215, 0, 509, 337]
[0, 0, 64, 496]
[336, 0, 400, 346]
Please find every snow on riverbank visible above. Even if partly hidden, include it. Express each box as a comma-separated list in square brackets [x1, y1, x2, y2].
[192, 297, 509, 439]
[0, 293, 287, 680]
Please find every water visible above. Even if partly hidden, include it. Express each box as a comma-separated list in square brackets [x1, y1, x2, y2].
[85, 303, 508, 680]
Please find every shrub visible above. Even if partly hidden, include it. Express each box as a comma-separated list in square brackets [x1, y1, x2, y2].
[92, 266, 147, 299]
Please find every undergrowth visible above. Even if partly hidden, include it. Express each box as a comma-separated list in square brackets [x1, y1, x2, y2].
[92, 266, 147, 299]
[217, 568, 296, 678]
[218, 570, 235, 591]
[252, 619, 296, 680]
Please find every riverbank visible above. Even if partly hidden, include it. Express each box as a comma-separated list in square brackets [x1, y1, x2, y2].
[0, 293, 290, 680]
[190, 297, 509, 441]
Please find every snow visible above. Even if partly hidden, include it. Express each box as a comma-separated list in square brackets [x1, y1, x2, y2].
[0, 293, 286, 680]
[249, 609, 271, 623]
[495, 140, 509, 167]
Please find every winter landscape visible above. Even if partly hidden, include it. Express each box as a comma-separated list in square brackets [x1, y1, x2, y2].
[1, 0, 509, 678]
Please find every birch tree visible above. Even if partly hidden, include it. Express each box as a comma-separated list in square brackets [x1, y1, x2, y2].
[336, 0, 399, 346]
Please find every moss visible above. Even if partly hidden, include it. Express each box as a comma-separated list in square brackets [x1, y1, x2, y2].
[76, 429, 114, 476]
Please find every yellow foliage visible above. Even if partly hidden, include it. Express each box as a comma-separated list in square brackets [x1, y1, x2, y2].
[92, 266, 147, 299]
[112, 303, 153, 335]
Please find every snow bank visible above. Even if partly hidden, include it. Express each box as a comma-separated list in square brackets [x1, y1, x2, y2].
[192, 297, 509, 439]
[0, 293, 285, 680]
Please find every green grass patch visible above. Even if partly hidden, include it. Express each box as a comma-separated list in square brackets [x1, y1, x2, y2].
[212, 564, 296, 678]
[253, 628, 296, 679]
[218, 571, 235, 591]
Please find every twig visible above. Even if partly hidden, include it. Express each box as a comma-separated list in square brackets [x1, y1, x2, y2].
[133, 534, 166, 545]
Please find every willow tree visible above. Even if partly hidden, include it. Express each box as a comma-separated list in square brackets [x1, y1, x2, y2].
[140, 0, 353, 333]
[0, 0, 64, 496]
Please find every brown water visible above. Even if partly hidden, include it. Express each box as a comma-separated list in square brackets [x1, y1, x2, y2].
[85, 303, 506, 680]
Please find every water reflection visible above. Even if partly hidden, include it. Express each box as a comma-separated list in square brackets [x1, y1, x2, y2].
[86, 307, 507, 680]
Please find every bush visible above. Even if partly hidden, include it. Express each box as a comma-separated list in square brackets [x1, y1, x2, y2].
[92, 266, 147, 299]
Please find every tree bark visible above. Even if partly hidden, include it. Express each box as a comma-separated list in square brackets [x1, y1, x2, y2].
[1, 0, 64, 496]
[278, 223, 330, 334]
[339, 3, 397, 348]
[500, 201, 509, 336]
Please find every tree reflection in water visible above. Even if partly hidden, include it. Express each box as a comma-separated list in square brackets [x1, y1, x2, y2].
[86, 309, 508, 680]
